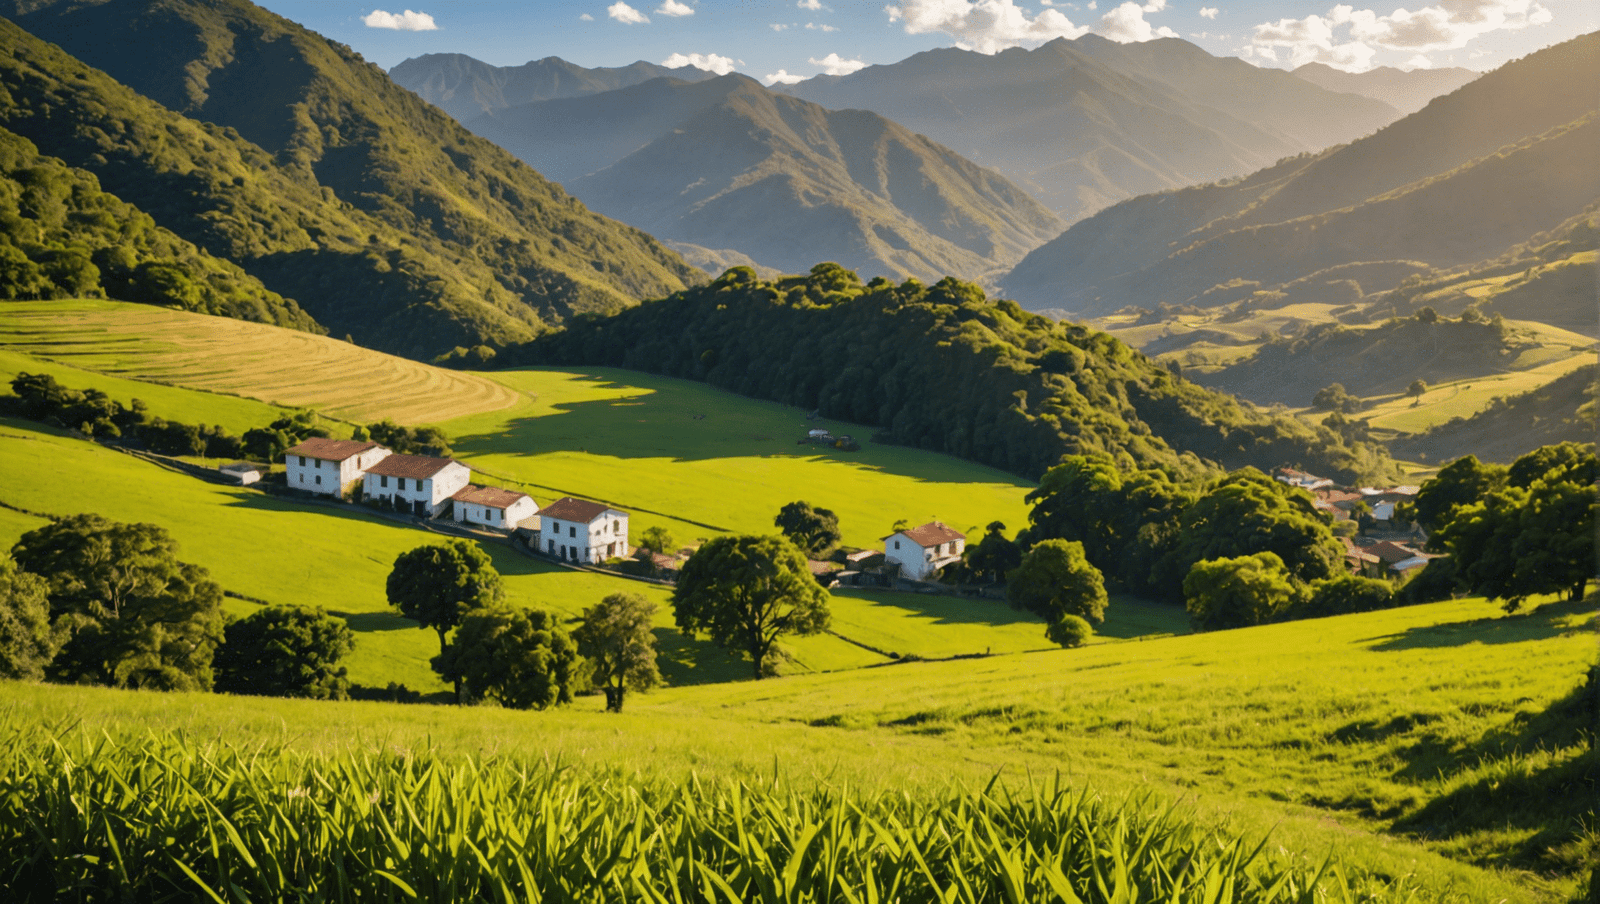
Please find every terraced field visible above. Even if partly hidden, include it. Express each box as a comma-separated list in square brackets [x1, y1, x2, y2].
[0, 300, 521, 425]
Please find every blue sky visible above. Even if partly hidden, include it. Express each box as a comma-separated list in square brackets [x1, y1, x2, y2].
[258, 0, 1597, 82]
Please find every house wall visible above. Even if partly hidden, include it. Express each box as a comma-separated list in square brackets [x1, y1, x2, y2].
[285, 447, 391, 498]
[884, 532, 965, 581]
[364, 461, 472, 516]
[455, 496, 539, 531]
[541, 511, 629, 564]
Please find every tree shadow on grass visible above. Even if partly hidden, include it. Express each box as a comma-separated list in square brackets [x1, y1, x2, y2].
[330, 611, 414, 633]
[835, 589, 1042, 629]
[1366, 597, 1590, 652]
[449, 368, 1033, 487]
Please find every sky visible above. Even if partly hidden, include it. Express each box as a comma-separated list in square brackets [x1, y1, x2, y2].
[257, 0, 1597, 83]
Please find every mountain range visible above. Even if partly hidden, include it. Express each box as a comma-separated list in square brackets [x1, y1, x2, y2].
[453, 73, 1063, 282]
[390, 53, 717, 124]
[781, 35, 1403, 222]
[1000, 31, 1600, 320]
[0, 0, 702, 358]
[1290, 63, 1478, 116]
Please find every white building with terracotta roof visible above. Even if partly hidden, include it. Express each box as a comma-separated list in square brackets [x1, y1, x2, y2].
[883, 521, 966, 581]
[362, 454, 471, 517]
[538, 496, 629, 564]
[284, 438, 391, 498]
[452, 485, 538, 531]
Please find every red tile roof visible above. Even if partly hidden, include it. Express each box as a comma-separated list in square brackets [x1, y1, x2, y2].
[284, 438, 381, 462]
[1367, 540, 1424, 565]
[365, 454, 462, 480]
[451, 485, 532, 509]
[539, 496, 621, 523]
[889, 522, 966, 547]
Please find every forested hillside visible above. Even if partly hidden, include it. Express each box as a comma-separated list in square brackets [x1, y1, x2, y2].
[514, 265, 1394, 483]
[390, 53, 716, 123]
[1391, 364, 1596, 463]
[0, 128, 316, 331]
[467, 73, 1063, 282]
[1003, 32, 1600, 316]
[0, 1, 701, 358]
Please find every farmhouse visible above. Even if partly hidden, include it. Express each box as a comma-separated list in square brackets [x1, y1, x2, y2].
[363, 454, 471, 517]
[538, 496, 629, 564]
[284, 438, 391, 498]
[883, 522, 966, 581]
[452, 485, 538, 531]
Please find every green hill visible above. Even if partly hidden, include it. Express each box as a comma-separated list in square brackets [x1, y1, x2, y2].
[1391, 364, 1597, 464]
[463, 72, 1063, 282]
[390, 52, 717, 123]
[513, 266, 1397, 483]
[0, 1, 701, 358]
[1003, 31, 1600, 317]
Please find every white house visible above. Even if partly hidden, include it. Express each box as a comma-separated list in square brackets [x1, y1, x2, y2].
[452, 485, 539, 531]
[883, 521, 966, 581]
[363, 454, 471, 517]
[284, 438, 391, 498]
[538, 496, 629, 564]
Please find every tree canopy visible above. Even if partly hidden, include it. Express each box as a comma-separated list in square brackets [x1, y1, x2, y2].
[1183, 552, 1301, 631]
[672, 535, 830, 679]
[1006, 539, 1109, 627]
[432, 607, 579, 710]
[386, 540, 504, 656]
[10, 514, 222, 690]
[213, 604, 355, 700]
[964, 521, 1022, 584]
[573, 592, 661, 712]
[0, 552, 58, 680]
[773, 501, 842, 558]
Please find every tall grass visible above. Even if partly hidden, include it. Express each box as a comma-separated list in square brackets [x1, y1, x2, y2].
[0, 722, 1426, 903]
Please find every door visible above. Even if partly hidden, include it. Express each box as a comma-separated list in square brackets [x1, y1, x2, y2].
[413, 499, 426, 516]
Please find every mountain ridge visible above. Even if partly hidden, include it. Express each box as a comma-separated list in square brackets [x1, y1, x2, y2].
[390, 53, 718, 123]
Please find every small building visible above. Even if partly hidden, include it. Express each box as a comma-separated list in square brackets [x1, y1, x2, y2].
[452, 485, 539, 531]
[219, 462, 264, 486]
[883, 521, 966, 582]
[283, 438, 391, 498]
[363, 454, 471, 517]
[538, 496, 630, 564]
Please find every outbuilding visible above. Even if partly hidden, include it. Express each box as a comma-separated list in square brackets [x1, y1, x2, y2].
[452, 485, 539, 531]
[219, 462, 264, 486]
[538, 496, 630, 564]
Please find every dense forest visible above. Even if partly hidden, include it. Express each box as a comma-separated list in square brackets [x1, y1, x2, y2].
[514, 265, 1395, 483]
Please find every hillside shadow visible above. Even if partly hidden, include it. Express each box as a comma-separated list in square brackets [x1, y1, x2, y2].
[449, 370, 1032, 487]
[1367, 598, 1589, 652]
[835, 589, 1042, 629]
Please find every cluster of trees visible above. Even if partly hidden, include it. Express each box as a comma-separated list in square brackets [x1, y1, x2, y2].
[513, 264, 1393, 484]
[360, 419, 453, 457]
[1410, 443, 1595, 610]
[0, 514, 353, 698]
[386, 540, 662, 711]
[774, 501, 841, 558]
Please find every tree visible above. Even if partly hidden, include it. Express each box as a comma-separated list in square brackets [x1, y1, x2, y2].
[1183, 552, 1301, 631]
[0, 553, 59, 680]
[1407, 379, 1428, 401]
[1046, 614, 1093, 649]
[573, 592, 661, 712]
[213, 604, 355, 699]
[1006, 539, 1109, 626]
[1311, 383, 1361, 414]
[637, 526, 675, 556]
[1413, 455, 1507, 530]
[965, 521, 1022, 583]
[672, 535, 830, 679]
[1415, 306, 1439, 324]
[432, 607, 578, 709]
[1300, 575, 1394, 618]
[773, 501, 842, 558]
[387, 540, 504, 702]
[11, 514, 223, 690]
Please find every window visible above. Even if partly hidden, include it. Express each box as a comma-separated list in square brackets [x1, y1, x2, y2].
[548, 539, 555, 552]
[488, 509, 497, 521]
[569, 526, 577, 538]
[614, 519, 621, 534]
[894, 540, 900, 550]
[398, 478, 407, 491]
[380, 475, 388, 488]
[299, 456, 306, 466]
[315, 475, 322, 486]
[299, 475, 305, 484]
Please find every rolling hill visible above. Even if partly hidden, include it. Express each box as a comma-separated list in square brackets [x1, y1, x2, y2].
[1001, 31, 1600, 318]
[464, 73, 1063, 282]
[783, 34, 1400, 222]
[1291, 62, 1479, 115]
[389, 52, 717, 123]
[0, 0, 702, 359]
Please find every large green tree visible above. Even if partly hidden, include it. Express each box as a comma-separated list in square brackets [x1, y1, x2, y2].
[213, 604, 355, 700]
[386, 540, 504, 656]
[773, 501, 842, 558]
[0, 552, 58, 680]
[1006, 539, 1109, 627]
[1183, 552, 1301, 631]
[432, 607, 579, 710]
[964, 521, 1022, 584]
[1299, 575, 1394, 618]
[11, 514, 223, 690]
[672, 535, 830, 679]
[573, 592, 661, 713]
[1411, 455, 1508, 531]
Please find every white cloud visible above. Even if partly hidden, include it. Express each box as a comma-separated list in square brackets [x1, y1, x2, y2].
[806, 22, 839, 31]
[809, 52, 868, 75]
[1098, 1, 1179, 41]
[771, 22, 790, 30]
[1088, 1, 1097, 9]
[1199, 6, 1218, 19]
[662, 52, 739, 74]
[657, 0, 694, 16]
[362, 9, 438, 30]
[1250, 0, 1552, 71]
[798, 0, 825, 9]
[765, 69, 807, 84]
[885, 0, 1090, 53]
[1405, 54, 1434, 67]
[608, 2, 649, 24]
[580, 12, 594, 20]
